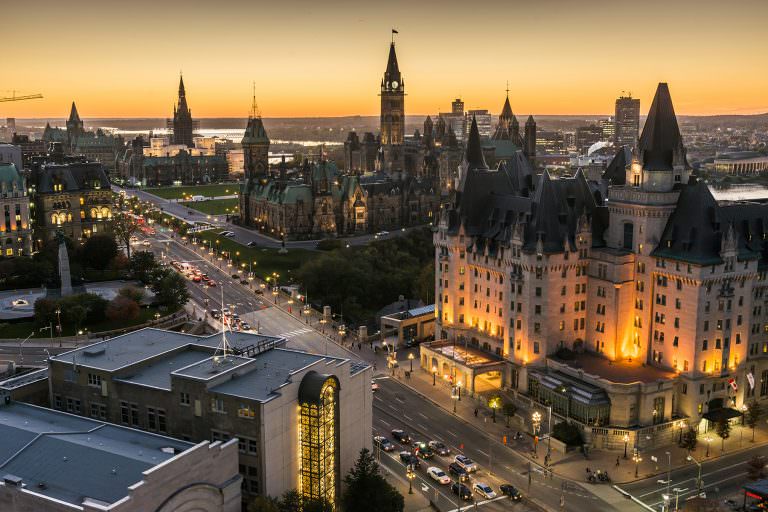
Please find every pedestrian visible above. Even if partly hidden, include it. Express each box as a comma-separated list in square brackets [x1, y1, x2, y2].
[358, 342, 361, 350]
[474, 408, 478, 418]
[615, 456, 620, 467]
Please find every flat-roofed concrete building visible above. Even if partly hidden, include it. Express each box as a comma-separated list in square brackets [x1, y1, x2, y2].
[713, 151, 768, 176]
[45, 328, 372, 507]
[0, 400, 241, 512]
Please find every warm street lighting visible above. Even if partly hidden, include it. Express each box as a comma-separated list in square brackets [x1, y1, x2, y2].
[488, 396, 501, 423]
[633, 451, 642, 478]
[456, 380, 462, 400]
[408, 352, 414, 372]
[623, 433, 630, 459]
[406, 464, 415, 494]
[705, 436, 712, 457]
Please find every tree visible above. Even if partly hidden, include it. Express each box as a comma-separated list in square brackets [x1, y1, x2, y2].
[746, 400, 762, 442]
[747, 455, 767, 481]
[106, 296, 139, 322]
[342, 448, 404, 512]
[413, 260, 434, 304]
[34, 297, 59, 327]
[715, 417, 731, 452]
[277, 490, 302, 512]
[113, 211, 140, 260]
[130, 251, 158, 283]
[302, 498, 333, 512]
[246, 496, 279, 512]
[680, 427, 698, 453]
[66, 304, 87, 332]
[503, 402, 518, 428]
[81, 235, 118, 271]
[151, 269, 190, 310]
[119, 286, 145, 303]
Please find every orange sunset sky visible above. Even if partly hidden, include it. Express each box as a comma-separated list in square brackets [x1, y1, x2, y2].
[4, 0, 767, 118]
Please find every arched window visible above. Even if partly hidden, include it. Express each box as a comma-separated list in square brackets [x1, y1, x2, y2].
[101, 207, 110, 218]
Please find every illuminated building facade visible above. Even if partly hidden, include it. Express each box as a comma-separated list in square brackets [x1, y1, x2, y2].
[615, 94, 640, 148]
[430, 83, 768, 449]
[0, 163, 32, 256]
[43, 328, 371, 508]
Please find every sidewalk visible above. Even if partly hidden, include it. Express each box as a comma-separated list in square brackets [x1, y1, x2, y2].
[379, 464, 433, 512]
[360, 342, 768, 487]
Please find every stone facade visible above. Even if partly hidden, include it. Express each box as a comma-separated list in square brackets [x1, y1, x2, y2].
[28, 145, 113, 245]
[0, 163, 32, 256]
[432, 83, 768, 441]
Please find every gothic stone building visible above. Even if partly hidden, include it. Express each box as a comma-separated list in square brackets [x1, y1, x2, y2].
[29, 143, 113, 244]
[0, 163, 33, 256]
[427, 83, 768, 450]
[241, 40, 440, 239]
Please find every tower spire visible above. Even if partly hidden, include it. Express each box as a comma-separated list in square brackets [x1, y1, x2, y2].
[251, 81, 261, 118]
[178, 72, 186, 98]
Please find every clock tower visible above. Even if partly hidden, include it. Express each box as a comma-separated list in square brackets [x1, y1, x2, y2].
[380, 41, 405, 175]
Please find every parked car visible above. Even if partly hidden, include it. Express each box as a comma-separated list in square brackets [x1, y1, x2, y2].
[240, 280, 249, 285]
[451, 482, 473, 501]
[246, 241, 258, 247]
[241, 322, 251, 331]
[426, 467, 451, 485]
[254, 289, 263, 295]
[454, 455, 478, 472]
[231, 274, 240, 279]
[210, 310, 221, 319]
[398, 451, 420, 468]
[371, 381, 379, 392]
[373, 436, 394, 452]
[473, 483, 496, 500]
[428, 441, 450, 456]
[499, 484, 522, 501]
[448, 462, 470, 482]
[391, 429, 411, 444]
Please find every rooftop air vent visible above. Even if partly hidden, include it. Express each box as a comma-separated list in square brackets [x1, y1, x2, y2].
[3, 474, 22, 487]
[83, 347, 105, 357]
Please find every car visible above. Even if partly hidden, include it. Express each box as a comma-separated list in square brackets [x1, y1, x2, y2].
[231, 274, 240, 279]
[254, 289, 263, 295]
[448, 462, 470, 482]
[376, 231, 389, 236]
[142, 240, 151, 247]
[473, 483, 496, 500]
[191, 275, 202, 282]
[427, 467, 451, 485]
[428, 441, 450, 456]
[129, 236, 139, 242]
[413, 441, 433, 459]
[373, 436, 394, 452]
[246, 241, 258, 247]
[499, 484, 522, 501]
[391, 430, 411, 444]
[241, 322, 251, 331]
[207, 280, 217, 287]
[454, 455, 478, 472]
[371, 381, 379, 392]
[218, 231, 235, 237]
[451, 482, 473, 501]
[398, 451, 420, 468]
[210, 310, 221, 320]
[221, 307, 230, 315]
[240, 280, 249, 285]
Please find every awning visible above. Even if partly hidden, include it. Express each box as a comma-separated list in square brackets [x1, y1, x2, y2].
[702, 407, 742, 423]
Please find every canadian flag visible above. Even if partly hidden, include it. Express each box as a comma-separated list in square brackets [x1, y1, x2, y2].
[728, 378, 738, 392]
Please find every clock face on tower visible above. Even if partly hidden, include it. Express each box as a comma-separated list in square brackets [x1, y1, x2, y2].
[391, 81, 398, 89]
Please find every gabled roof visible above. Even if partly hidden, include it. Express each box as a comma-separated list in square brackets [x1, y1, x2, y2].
[242, 116, 269, 145]
[602, 145, 632, 185]
[653, 180, 768, 265]
[638, 83, 689, 171]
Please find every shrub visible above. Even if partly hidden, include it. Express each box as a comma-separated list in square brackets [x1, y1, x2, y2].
[315, 239, 343, 251]
[552, 421, 584, 447]
[106, 296, 139, 322]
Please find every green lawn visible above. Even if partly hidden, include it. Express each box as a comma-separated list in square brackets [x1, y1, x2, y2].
[180, 198, 239, 215]
[0, 305, 173, 339]
[145, 183, 241, 200]
[192, 232, 313, 282]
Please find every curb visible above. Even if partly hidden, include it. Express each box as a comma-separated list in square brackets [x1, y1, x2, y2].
[612, 484, 655, 512]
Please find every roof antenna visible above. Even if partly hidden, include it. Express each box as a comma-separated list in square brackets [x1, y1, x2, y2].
[506, 81, 510, 98]
[213, 285, 230, 364]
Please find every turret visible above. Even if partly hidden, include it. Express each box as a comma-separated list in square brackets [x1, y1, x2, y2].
[524, 115, 537, 164]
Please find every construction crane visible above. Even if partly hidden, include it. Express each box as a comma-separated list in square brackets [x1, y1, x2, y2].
[0, 91, 43, 103]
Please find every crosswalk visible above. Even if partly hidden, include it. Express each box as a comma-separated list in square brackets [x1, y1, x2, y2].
[277, 327, 314, 339]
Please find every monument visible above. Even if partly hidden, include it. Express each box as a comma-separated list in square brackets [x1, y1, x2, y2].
[56, 231, 73, 296]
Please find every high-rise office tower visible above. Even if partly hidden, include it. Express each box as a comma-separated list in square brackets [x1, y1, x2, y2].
[615, 94, 640, 148]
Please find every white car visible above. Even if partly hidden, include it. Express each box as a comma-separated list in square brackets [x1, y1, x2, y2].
[427, 467, 451, 485]
[473, 482, 497, 499]
[371, 380, 380, 392]
[454, 455, 478, 472]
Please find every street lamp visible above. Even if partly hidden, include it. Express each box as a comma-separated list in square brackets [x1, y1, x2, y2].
[686, 454, 703, 491]
[408, 353, 414, 373]
[456, 380, 462, 401]
[451, 386, 459, 413]
[705, 435, 711, 457]
[633, 451, 642, 478]
[489, 396, 501, 423]
[432, 367, 437, 385]
[532, 411, 541, 455]
[678, 420, 686, 444]
[406, 464, 415, 494]
[623, 433, 630, 459]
